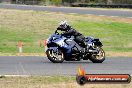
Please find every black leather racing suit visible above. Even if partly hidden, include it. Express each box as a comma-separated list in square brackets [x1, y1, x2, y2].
[57, 26, 86, 48]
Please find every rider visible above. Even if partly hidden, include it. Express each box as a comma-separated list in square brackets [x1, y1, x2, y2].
[57, 21, 87, 49]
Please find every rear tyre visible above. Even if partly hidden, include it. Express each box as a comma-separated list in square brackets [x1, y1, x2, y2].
[46, 49, 64, 63]
[89, 47, 105, 63]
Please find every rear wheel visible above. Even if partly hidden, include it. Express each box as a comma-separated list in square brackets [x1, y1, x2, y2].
[89, 47, 105, 63]
[46, 48, 64, 63]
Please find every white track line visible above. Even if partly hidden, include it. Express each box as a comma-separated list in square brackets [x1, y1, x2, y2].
[127, 17, 132, 19]
[0, 75, 29, 77]
[69, 12, 132, 19]
[0, 75, 132, 77]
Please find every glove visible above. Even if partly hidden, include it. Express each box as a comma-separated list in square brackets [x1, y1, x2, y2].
[57, 27, 62, 31]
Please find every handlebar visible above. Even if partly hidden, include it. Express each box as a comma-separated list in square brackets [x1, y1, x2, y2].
[55, 30, 74, 39]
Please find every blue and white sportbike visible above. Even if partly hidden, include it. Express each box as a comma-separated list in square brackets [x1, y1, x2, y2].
[46, 30, 105, 63]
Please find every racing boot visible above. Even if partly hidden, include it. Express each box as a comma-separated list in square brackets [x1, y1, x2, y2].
[88, 46, 98, 53]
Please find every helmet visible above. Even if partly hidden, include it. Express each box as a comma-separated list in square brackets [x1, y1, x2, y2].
[58, 21, 69, 30]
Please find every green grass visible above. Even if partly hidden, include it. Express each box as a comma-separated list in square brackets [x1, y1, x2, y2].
[0, 76, 75, 88]
[74, 21, 132, 52]
[0, 9, 132, 53]
[0, 76, 75, 83]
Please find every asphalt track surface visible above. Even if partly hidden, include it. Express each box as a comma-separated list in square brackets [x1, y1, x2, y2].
[0, 4, 132, 18]
[0, 56, 132, 76]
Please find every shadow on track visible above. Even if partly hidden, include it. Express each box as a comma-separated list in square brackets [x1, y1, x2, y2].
[41, 60, 106, 64]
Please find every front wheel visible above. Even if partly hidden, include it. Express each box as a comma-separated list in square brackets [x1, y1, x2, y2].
[46, 48, 64, 63]
[89, 47, 105, 63]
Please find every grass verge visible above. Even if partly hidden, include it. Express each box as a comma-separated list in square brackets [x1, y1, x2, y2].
[0, 76, 131, 88]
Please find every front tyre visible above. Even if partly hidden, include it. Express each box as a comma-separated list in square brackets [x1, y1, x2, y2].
[46, 49, 64, 63]
[89, 47, 105, 63]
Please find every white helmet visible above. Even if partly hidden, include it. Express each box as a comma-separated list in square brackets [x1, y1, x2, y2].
[58, 21, 69, 30]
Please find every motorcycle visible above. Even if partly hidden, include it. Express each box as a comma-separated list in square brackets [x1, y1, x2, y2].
[46, 30, 105, 63]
